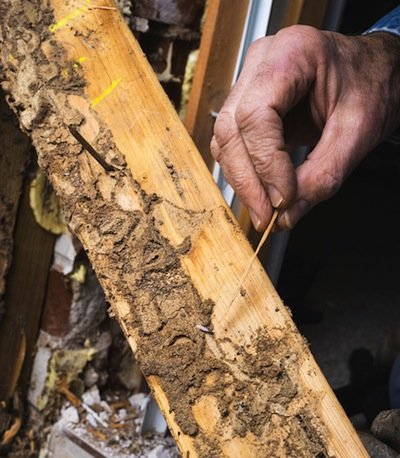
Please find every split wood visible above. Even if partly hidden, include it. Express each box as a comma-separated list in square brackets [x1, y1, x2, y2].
[225, 209, 279, 315]
[0, 1, 368, 456]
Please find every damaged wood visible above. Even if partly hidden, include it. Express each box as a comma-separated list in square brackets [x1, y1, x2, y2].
[0, 1, 367, 456]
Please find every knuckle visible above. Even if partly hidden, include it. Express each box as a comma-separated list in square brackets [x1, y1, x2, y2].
[252, 150, 276, 177]
[276, 24, 321, 47]
[235, 103, 270, 131]
[274, 26, 329, 66]
[213, 111, 238, 149]
[316, 168, 342, 199]
[247, 36, 269, 57]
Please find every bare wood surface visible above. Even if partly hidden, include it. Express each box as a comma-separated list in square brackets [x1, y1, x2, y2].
[184, 0, 250, 170]
[0, 1, 367, 456]
[228, 209, 278, 311]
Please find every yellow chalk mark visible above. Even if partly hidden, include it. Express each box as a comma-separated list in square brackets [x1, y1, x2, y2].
[61, 68, 70, 79]
[73, 57, 88, 71]
[91, 78, 122, 107]
[7, 53, 16, 63]
[49, 0, 91, 32]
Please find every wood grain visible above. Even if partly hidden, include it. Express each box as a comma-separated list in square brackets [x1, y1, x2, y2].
[184, 0, 250, 170]
[0, 161, 55, 400]
[0, 1, 367, 456]
[0, 92, 55, 401]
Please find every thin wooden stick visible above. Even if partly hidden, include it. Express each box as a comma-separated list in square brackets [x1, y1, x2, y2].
[88, 5, 117, 11]
[226, 209, 279, 313]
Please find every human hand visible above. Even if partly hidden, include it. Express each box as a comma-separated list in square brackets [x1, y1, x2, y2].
[211, 26, 400, 231]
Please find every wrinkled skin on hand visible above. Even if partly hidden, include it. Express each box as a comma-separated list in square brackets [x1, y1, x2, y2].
[211, 26, 400, 231]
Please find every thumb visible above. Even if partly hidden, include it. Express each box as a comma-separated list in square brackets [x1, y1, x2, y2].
[279, 114, 367, 228]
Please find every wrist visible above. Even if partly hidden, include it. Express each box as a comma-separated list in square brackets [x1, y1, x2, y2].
[360, 32, 400, 138]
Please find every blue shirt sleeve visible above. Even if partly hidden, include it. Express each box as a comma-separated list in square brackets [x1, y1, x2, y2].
[364, 6, 400, 37]
[365, 7, 400, 145]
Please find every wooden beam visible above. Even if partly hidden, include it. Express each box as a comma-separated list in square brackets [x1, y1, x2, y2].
[299, 0, 329, 29]
[0, 1, 367, 456]
[0, 167, 56, 401]
[283, 0, 329, 28]
[0, 91, 56, 401]
[184, 0, 250, 170]
[0, 92, 30, 318]
[184, 0, 253, 235]
[0, 163, 56, 401]
[283, 0, 305, 27]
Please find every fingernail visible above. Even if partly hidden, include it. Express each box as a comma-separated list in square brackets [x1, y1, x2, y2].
[280, 211, 293, 230]
[249, 208, 262, 231]
[267, 185, 284, 208]
[280, 199, 309, 229]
